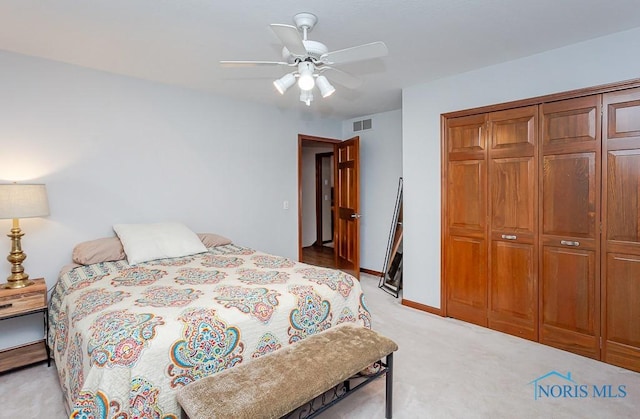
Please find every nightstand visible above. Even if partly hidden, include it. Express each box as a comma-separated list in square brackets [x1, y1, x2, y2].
[0, 278, 50, 372]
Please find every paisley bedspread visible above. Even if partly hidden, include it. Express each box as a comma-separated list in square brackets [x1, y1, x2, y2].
[48, 244, 371, 418]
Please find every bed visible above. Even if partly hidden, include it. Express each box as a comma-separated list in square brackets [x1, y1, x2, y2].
[48, 225, 371, 418]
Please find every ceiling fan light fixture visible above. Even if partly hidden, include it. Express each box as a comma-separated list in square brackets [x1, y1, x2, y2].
[316, 75, 336, 98]
[297, 62, 315, 91]
[273, 73, 296, 94]
[221, 13, 388, 107]
[300, 89, 313, 106]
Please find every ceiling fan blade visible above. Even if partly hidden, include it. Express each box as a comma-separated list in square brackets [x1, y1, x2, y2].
[321, 41, 388, 65]
[270, 24, 307, 56]
[322, 67, 362, 89]
[220, 60, 289, 67]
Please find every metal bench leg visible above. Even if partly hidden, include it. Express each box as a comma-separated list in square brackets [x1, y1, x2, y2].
[385, 352, 393, 419]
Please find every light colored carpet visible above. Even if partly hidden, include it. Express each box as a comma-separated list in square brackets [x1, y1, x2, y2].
[1, 273, 638, 418]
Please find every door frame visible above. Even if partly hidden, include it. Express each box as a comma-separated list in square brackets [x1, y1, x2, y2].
[298, 134, 341, 261]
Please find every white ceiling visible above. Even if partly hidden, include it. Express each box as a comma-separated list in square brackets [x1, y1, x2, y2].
[2, 0, 640, 119]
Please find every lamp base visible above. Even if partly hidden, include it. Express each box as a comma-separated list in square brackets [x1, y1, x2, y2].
[4, 220, 35, 289]
[1, 278, 34, 289]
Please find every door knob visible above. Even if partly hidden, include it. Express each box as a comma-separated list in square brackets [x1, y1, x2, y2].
[350, 213, 362, 219]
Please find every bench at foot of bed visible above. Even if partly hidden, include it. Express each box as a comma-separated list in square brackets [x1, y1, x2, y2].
[176, 323, 398, 419]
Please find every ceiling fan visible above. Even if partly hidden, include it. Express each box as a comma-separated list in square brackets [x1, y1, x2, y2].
[220, 12, 388, 106]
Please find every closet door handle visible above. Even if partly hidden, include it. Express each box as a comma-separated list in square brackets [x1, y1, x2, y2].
[501, 234, 517, 240]
[560, 240, 580, 247]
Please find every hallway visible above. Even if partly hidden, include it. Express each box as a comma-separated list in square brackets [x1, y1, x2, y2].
[301, 244, 337, 269]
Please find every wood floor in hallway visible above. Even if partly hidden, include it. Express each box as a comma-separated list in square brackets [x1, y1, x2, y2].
[301, 244, 337, 269]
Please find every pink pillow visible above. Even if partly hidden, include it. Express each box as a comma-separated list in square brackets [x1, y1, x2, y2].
[72, 237, 125, 265]
[197, 233, 232, 248]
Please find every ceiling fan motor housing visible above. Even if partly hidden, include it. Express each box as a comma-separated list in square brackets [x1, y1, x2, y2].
[282, 40, 328, 63]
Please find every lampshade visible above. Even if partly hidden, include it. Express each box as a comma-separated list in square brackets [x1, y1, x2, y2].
[0, 184, 50, 220]
[274, 73, 296, 95]
[316, 75, 336, 98]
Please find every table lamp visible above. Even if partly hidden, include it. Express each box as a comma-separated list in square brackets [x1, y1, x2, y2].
[0, 183, 49, 289]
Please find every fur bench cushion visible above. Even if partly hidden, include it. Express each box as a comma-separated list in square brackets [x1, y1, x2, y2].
[176, 323, 398, 419]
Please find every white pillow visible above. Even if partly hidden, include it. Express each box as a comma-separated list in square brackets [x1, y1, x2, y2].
[113, 222, 207, 266]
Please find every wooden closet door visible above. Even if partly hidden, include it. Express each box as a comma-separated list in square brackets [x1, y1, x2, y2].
[487, 106, 538, 340]
[539, 96, 601, 359]
[445, 114, 488, 326]
[602, 87, 640, 372]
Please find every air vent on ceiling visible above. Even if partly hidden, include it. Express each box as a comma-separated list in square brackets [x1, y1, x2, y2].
[353, 118, 372, 132]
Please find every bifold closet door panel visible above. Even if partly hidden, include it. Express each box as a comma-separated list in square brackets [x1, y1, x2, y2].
[602, 88, 640, 372]
[487, 106, 538, 340]
[445, 114, 488, 326]
[540, 96, 601, 359]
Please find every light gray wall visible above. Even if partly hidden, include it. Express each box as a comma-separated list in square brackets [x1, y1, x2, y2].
[342, 109, 403, 272]
[402, 27, 640, 308]
[0, 50, 342, 349]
